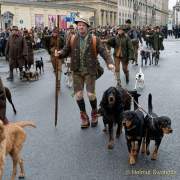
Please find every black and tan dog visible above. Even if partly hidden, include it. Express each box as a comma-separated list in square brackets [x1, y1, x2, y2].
[98, 86, 141, 149]
[141, 94, 173, 160]
[140, 50, 151, 67]
[152, 51, 160, 65]
[122, 110, 145, 165]
[98, 87, 124, 149]
[35, 57, 44, 74]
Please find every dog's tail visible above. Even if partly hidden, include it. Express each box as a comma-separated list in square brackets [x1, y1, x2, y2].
[14, 121, 36, 128]
[148, 93, 153, 114]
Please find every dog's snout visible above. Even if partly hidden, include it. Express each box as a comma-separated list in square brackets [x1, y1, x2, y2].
[169, 129, 173, 133]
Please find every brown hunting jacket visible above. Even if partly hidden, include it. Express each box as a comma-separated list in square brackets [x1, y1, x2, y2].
[59, 33, 113, 76]
[5, 34, 28, 68]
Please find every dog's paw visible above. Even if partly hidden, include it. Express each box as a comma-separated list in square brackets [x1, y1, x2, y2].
[107, 140, 114, 149]
[146, 149, 150, 156]
[18, 173, 25, 179]
[151, 152, 158, 160]
[129, 155, 136, 165]
[116, 132, 121, 139]
[141, 143, 146, 154]
[103, 127, 107, 133]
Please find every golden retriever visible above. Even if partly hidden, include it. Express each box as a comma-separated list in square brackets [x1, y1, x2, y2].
[0, 120, 36, 180]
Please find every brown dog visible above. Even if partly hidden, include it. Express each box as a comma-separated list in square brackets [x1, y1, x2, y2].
[0, 120, 36, 180]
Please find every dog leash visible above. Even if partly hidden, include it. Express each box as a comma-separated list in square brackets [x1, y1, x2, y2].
[126, 90, 156, 129]
[126, 90, 153, 119]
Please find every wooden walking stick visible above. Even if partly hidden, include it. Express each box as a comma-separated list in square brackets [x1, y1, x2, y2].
[54, 49, 61, 127]
[54, 25, 61, 127]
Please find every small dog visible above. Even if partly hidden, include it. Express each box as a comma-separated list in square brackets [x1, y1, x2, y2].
[21, 71, 39, 81]
[152, 51, 160, 65]
[134, 67, 145, 90]
[4, 87, 17, 114]
[122, 110, 145, 165]
[35, 57, 44, 74]
[21, 71, 31, 81]
[140, 50, 151, 67]
[29, 71, 39, 81]
[0, 120, 36, 180]
[64, 58, 73, 88]
[64, 70, 73, 88]
[98, 86, 141, 149]
[141, 94, 173, 160]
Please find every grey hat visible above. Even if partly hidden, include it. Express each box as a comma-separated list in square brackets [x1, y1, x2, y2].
[74, 17, 90, 27]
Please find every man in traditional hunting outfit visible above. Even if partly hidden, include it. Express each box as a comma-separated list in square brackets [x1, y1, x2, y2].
[107, 25, 134, 86]
[56, 17, 114, 129]
[49, 28, 64, 72]
[152, 26, 164, 52]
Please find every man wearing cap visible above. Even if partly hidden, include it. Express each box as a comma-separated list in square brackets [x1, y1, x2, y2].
[56, 17, 114, 129]
[49, 28, 64, 72]
[144, 27, 154, 48]
[128, 26, 142, 65]
[124, 19, 142, 65]
[151, 26, 164, 52]
[107, 25, 134, 86]
[5, 26, 28, 81]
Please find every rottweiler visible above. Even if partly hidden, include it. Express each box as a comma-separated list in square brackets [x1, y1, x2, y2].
[122, 110, 145, 165]
[141, 94, 173, 160]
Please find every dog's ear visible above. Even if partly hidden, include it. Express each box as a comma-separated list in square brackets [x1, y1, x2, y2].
[100, 89, 108, 107]
[115, 88, 124, 107]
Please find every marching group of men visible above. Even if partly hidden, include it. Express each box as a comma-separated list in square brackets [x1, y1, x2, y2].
[0, 18, 165, 127]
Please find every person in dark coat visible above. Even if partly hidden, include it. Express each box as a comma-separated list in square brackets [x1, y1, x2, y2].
[24, 30, 34, 70]
[127, 26, 143, 65]
[5, 26, 28, 81]
[152, 26, 164, 51]
[49, 28, 64, 72]
[107, 25, 134, 86]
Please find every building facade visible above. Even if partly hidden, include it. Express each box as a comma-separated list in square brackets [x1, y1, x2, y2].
[52, 0, 118, 26]
[51, 0, 169, 26]
[0, 0, 95, 29]
[117, 0, 169, 26]
[0, 0, 169, 29]
[173, 1, 180, 25]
